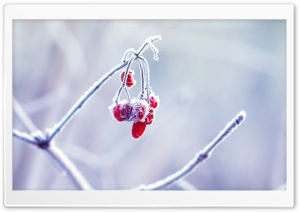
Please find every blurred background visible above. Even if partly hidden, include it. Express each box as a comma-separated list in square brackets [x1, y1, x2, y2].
[13, 19, 286, 190]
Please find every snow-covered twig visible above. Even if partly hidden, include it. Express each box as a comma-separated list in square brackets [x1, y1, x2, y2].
[12, 129, 36, 144]
[135, 111, 246, 190]
[47, 35, 161, 142]
[13, 97, 93, 190]
[46, 143, 93, 190]
[13, 36, 162, 190]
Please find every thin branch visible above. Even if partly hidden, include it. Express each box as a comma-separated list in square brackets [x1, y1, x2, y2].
[136, 35, 162, 57]
[12, 129, 36, 144]
[48, 35, 161, 141]
[13, 97, 38, 132]
[13, 35, 162, 190]
[134, 111, 246, 190]
[13, 129, 93, 189]
[176, 179, 198, 190]
[46, 143, 93, 190]
[13, 97, 92, 189]
[47, 61, 128, 142]
[122, 48, 135, 62]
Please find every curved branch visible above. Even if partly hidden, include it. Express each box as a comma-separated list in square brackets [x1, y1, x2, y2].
[134, 111, 246, 190]
[13, 35, 162, 190]
[47, 35, 162, 142]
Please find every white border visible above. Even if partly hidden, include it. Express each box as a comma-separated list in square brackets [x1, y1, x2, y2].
[4, 4, 294, 207]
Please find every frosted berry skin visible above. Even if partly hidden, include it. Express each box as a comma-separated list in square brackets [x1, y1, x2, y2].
[110, 100, 149, 123]
[132, 121, 147, 139]
[131, 102, 147, 121]
[144, 108, 154, 125]
[120, 103, 133, 121]
[110, 97, 157, 139]
[121, 70, 136, 88]
[112, 104, 125, 122]
[149, 95, 159, 109]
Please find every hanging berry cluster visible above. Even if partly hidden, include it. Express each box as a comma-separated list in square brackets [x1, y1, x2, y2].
[109, 36, 161, 139]
[110, 70, 159, 139]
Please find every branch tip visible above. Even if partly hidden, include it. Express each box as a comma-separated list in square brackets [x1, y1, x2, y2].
[147, 35, 162, 43]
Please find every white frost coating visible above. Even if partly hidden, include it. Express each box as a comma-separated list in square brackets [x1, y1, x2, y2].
[129, 98, 150, 122]
[239, 110, 246, 119]
[109, 98, 150, 122]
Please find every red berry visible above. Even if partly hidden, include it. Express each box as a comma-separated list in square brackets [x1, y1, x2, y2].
[134, 102, 147, 121]
[126, 78, 136, 87]
[120, 103, 133, 120]
[112, 104, 125, 122]
[144, 108, 155, 125]
[132, 121, 147, 139]
[121, 70, 136, 88]
[149, 95, 159, 109]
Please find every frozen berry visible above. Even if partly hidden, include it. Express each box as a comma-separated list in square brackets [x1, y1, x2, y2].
[132, 121, 147, 139]
[144, 108, 154, 125]
[134, 102, 147, 121]
[149, 95, 159, 109]
[121, 70, 136, 88]
[112, 104, 125, 122]
[126, 79, 135, 87]
[120, 103, 133, 120]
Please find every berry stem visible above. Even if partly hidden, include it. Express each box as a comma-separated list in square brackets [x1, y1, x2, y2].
[137, 58, 146, 100]
[122, 48, 135, 62]
[115, 57, 134, 104]
[139, 56, 152, 102]
[134, 111, 246, 190]
[124, 86, 131, 102]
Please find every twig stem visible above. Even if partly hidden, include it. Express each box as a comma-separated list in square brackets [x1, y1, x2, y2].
[12, 98, 93, 190]
[46, 143, 93, 190]
[47, 61, 128, 141]
[13, 35, 162, 190]
[135, 111, 246, 190]
[12, 129, 36, 144]
[48, 35, 161, 141]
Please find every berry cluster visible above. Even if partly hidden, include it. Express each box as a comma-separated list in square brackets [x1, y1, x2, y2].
[112, 100, 148, 123]
[110, 70, 160, 139]
[111, 95, 159, 139]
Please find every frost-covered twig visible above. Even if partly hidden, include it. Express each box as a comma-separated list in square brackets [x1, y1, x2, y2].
[13, 128, 93, 189]
[13, 35, 162, 190]
[13, 98, 93, 190]
[46, 143, 93, 190]
[12, 129, 36, 144]
[48, 35, 161, 141]
[135, 111, 246, 190]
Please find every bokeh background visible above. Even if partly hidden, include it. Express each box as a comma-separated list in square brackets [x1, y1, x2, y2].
[13, 19, 286, 190]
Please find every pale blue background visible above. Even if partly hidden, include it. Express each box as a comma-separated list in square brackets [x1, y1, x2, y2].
[13, 20, 286, 190]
